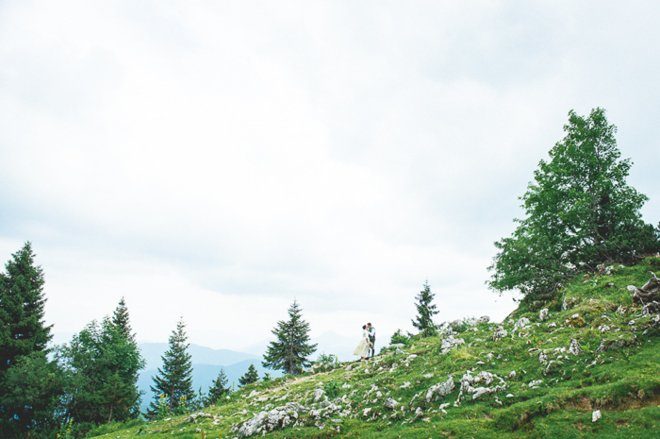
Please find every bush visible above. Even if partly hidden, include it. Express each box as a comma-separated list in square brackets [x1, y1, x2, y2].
[390, 329, 411, 346]
[311, 353, 340, 373]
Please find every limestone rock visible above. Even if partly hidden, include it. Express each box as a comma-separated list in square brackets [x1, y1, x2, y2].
[592, 410, 602, 422]
[425, 376, 455, 402]
[539, 308, 549, 321]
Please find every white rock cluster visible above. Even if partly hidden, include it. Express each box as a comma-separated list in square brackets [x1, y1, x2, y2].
[233, 402, 305, 438]
[425, 376, 455, 403]
[440, 334, 465, 353]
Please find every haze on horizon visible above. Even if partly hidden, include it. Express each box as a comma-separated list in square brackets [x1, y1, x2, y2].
[1, 1, 658, 353]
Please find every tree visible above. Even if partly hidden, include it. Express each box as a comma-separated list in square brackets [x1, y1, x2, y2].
[238, 364, 259, 387]
[148, 319, 195, 417]
[411, 281, 439, 336]
[262, 301, 317, 375]
[489, 108, 660, 301]
[0, 242, 62, 437]
[59, 299, 144, 430]
[206, 369, 230, 405]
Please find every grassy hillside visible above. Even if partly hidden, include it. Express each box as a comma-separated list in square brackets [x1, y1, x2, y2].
[92, 257, 660, 438]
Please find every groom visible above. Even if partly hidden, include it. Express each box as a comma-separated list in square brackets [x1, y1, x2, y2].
[367, 322, 376, 358]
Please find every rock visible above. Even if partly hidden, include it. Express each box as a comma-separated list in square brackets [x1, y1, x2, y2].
[506, 393, 514, 398]
[528, 379, 543, 389]
[598, 324, 611, 332]
[569, 339, 581, 356]
[313, 388, 325, 402]
[384, 397, 399, 409]
[186, 411, 214, 423]
[508, 370, 516, 379]
[362, 408, 371, 417]
[423, 373, 434, 379]
[425, 376, 455, 402]
[514, 317, 530, 330]
[440, 334, 465, 353]
[477, 316, 490, 324]
[400, 381, 412, 389]
[232, 402, 306, 438]
[493, 326, 508, 340]
[592, 409, 602, 422]
[539, 308, 549, 321]
[538, 351, 548, 365]
[548, 322, 557, 328]
[628, 273, 660, 314]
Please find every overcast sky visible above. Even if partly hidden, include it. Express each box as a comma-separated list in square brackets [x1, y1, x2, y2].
[1, 1, 658, 353]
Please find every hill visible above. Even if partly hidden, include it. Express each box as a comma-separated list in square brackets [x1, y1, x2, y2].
[92, 257, 660, 438]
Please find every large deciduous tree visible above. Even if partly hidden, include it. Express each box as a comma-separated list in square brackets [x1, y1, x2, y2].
[489, 108, 659, 301]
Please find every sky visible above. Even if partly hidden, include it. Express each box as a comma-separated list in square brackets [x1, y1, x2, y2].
[0, 1, 658, 354]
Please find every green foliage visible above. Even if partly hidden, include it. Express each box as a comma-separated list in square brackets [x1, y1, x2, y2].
[0, 242, 63, 438]
[148, 319, 195, 417]
[312, 353, 339, 372]
[389, 329, 410, 346]
[322, 380, 340, 399]
[206, 369, 230, 406]
[59, 305, 145, 431]
[262, 301, 317, 375]
[238, 364, 259, 387]
[411, 281, 438, 336]
[490, 108, 659, 301]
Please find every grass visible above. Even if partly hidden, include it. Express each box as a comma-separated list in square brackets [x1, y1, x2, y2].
[92, 257, 660, 438]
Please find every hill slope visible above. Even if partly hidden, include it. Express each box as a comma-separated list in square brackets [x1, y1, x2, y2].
[93, 257, 660, 438]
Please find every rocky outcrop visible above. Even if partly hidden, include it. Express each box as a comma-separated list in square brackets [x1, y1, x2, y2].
[233, 402, 306, 438]
[425, 376, 455, 402]
[627, 272, 660, 314]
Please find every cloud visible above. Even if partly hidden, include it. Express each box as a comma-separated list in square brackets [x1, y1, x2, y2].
[0, 0, 658, 350]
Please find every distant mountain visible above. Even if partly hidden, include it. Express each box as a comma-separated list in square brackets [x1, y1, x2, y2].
[136, 343, 279, 412]
[139, 342, 257, 370]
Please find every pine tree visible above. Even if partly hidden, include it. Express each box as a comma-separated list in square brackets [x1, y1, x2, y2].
[111, 297, 134, 341]
[489, 108, 660, 300]
[0, 242, 62, 437]
[411, 281, 438, 336]
[238, 364, 259, 387]
[262, 301, 317, 375]
[206, 369, 230, 405]
[148, 319, 195, 417]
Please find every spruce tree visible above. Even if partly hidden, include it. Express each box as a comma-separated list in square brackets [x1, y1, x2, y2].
[489, 108, 660, 301]
[206, 369, 230, 405]
[0, 242, 62, 437]
[262, 301, 317, 375]
[411, 281, 439, 336]
[238, 364, 259, 387]
[148, 319, 195, 417]
[112, 297, 133, 341]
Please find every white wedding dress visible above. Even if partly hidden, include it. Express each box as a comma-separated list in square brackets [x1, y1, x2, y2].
[353, 330, 371, 357]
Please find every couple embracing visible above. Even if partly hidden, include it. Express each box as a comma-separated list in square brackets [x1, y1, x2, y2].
[353, 322, 376, 360]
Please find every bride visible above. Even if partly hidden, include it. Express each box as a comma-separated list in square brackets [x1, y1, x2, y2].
[353, 324, 372, 360]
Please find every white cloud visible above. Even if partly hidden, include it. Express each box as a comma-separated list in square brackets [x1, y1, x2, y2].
[1, 1, 658, 352]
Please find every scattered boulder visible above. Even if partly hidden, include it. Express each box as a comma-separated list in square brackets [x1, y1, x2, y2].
[313, 388, 325, 403]
[627, 272, 660, 314]
[477, 316, 490, 324]
[440, 334, 465, 353]
[528, 379, 543, 389]
[539, 308, 549, 321]
[233, 402, 306, 438]
[592, 409, 602, 423]
[456, 371, 506, 403]
[384, 397, 399, 410]
[425, 376, 455, 402]
[493, 326, 508, 341]
[568, 339, 581, 356]
[514, 317, 530, 331]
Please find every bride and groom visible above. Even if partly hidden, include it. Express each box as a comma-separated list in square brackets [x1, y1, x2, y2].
[353, 322, 376, 360]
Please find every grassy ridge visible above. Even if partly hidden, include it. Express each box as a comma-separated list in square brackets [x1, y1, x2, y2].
[93, 257, 660, 438]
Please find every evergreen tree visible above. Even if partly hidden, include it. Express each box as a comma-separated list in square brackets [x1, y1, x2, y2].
[0, 242, 62, 437]
[238, 364, 259, 387]
[148, 319, 195, 417]
[411, 281, 438, 336]
[206, 369, 230, 405]
[112, 297, 134, 341]
[262, 301, 317, 375]
[489, 108, 660, 301]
